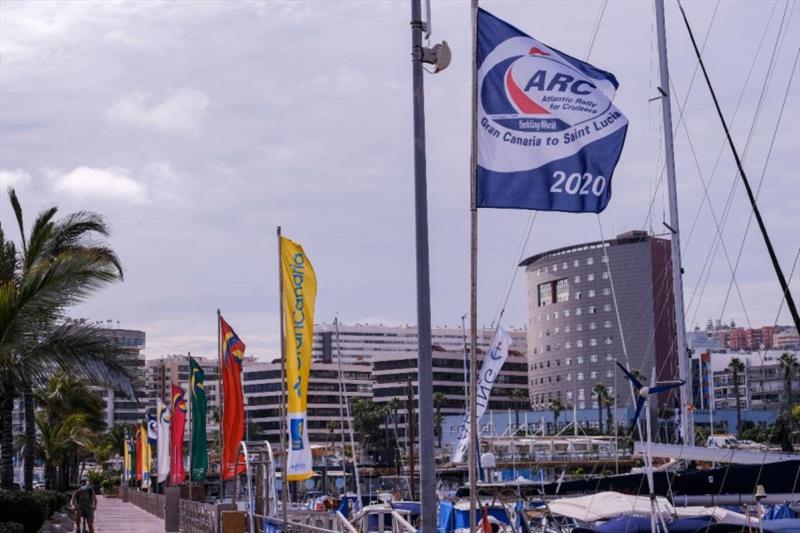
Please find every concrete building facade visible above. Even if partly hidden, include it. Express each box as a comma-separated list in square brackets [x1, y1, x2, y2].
[521, 231, 678, 410]
[242, 361, 372, 445]
[145, 354, 221, 441]
[312, 324, 527, 364]
[94, 326, 147, 426]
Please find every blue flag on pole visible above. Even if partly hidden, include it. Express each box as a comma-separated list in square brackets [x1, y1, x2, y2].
[476, 8, 628, 213]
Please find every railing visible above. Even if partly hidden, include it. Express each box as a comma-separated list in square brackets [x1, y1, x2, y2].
[128, 490, 166, 518]
[179, 498, 217, 533]
[260, 510, 360, 533]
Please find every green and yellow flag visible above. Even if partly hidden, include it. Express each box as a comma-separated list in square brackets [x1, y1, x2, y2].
[280, 236, 317, 481]
[189, 356, 208, 481]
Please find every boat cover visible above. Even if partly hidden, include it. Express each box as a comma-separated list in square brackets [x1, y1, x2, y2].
[547, 492, 674, 521]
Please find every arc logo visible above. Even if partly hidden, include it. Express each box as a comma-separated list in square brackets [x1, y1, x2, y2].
[481, 46, 612, 133]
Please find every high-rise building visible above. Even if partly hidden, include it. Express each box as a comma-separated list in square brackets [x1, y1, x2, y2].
[145, 354, 221, 441]
[371, 348, 529, 445]
[312, 324, 527, 364]
[93, 326, 147, 426]
[520, 231, 678, 410]
[242, 360, 372, 445]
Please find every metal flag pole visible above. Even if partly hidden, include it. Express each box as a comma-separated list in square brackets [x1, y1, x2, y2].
[217, 309, 224, 501]
[410, 0, 436, 530]
[276, 226, 289, 527]
[188, 352, 193, 496]
[469, 0, 479, 531]
[654, 0, 692, 445]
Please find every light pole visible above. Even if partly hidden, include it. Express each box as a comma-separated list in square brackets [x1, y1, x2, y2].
[409, 0, 450, 530]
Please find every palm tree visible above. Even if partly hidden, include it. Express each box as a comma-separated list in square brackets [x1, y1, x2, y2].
[549, 400, 564, 435]
[36, 412, 90, 489]
[592, 383, 607, 434]
[509, 389, 528, 436]
[779, 353, 798, 430]
[728, 358, 745, 435]
[326, 420, 340, 452]
[604, 392, 615, 434]
[433, 392, 447, 449]
[0, 190, 140, 489]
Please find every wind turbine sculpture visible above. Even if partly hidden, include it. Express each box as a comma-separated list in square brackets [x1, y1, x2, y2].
[616, 363, 685, 533]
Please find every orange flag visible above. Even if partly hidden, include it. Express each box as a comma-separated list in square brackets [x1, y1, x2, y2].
[220, 315, 247, 480]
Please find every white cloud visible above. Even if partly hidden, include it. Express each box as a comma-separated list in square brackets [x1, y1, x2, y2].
[52, 166, 146, 203]
[0, 168, 31, 189]
[105, 88, 209, 133]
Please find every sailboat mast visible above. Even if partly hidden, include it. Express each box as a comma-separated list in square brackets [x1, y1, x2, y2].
[654, 0, 692, 444]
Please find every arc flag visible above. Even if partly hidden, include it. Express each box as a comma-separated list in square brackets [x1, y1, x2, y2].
[220, 315, 247, 480]
[138, 423, 152, 488]
[157, 399, 171, 483]
[171, 383, 188, 484]
[189, 356, 208, 481]
[280, 236, 317, 481]
[123, 431, 132, 483]
[476, 8, 627, 213]
[451, 326, 513, 463]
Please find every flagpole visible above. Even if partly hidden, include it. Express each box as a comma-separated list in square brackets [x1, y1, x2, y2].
[217, 309, 223, 501]
[188, 352, 193, 496]
[469, 0, 479, 531]
[409, 0, 436, 530]
[276, 226, 289, 527]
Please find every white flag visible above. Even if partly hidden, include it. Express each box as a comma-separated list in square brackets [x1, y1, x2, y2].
[156, 399, 171, 483]
[451, 326, 513, 463]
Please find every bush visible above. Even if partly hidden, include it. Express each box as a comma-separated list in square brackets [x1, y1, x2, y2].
[36, 489, 70, 516]
[0, 523, 24, 533]
[0, 489, 48, 533]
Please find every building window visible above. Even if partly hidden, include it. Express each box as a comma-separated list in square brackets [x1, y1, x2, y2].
[603, 287, 611, 296]
[565, 358, 572, 366]
[576, 323, 583, 331]
[589, 305, 597, 314]
[604, 320, 612, 328]
[562, 262, 568, 270]
[565, 325, 571, 333]
[587, 257, 594, 265]
[574, 291, 582, 301]
[601, 255, 608, 263]
[605, 336, 613, 345]
[576, 340, 584, 348]
[564, 309, 570, 317]
[587, 273, 595, 281]
[577, 356, 584, 364]
[579, 401, 586, 409]
[589, 338, 598, 346]
[589, 322, 597, 330]
[576, 308, 582, 316]
[567, 391, 573, 399]
[605, 353, 614, 361]
[554, 326, 560, 334]
[588, 289, 596, 298]
[538, 283, 552, 307]
[604, 304, 612, 312]
[606, 370, 613, 378]
[553, 264, 558, 272]
[590, 371, 597, 379]
[602, 271, 609, 280]
[565, 341, 571, 349]
[577, 372, 584, 381]
[554, 312, 559, 320]
[590, 354, 598, 363]
[574, 275, 581, 283]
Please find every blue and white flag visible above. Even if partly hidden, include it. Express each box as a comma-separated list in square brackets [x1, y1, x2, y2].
[476, 8, 628, 213]
[147, 412, 158, 445]
[451, 326, 513, 463]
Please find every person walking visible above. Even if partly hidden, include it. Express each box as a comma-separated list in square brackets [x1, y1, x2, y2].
[70, 478, 97, 533]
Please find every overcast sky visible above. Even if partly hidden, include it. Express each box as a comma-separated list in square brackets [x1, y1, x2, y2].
[1, 0, 798, 360]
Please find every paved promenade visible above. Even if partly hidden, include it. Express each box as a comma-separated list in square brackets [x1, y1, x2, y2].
[93, 495, 164, 533]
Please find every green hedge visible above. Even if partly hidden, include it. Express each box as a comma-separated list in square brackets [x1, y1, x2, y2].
[0, 488, 68, 533]
[0, 523, 24, 533]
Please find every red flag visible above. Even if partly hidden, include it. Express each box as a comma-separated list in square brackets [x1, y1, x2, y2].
[170, 383, 188, 484]
[220, 315, 246, 480]
[135, 424, 143, 481]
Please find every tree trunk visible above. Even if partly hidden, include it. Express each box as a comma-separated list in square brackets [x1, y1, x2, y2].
[0, 378, 15, 489]
[733, 370, 741, 435]
[597, 404, 603, 434]
[606, 404, 613, 434]
[23, 386, 34, 490]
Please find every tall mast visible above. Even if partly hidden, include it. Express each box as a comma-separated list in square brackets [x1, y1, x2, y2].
[654, 0, 691, 443]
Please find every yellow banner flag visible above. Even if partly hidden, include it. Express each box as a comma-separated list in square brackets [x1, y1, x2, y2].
[280, 236, 317, 481]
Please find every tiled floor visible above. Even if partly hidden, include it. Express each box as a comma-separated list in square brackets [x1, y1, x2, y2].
[92, 496, 164, 532]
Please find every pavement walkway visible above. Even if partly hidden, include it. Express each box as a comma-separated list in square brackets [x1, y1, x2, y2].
[92, 495, 164, 533]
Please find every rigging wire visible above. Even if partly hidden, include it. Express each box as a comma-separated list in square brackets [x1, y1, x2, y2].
[677, 0, 800, 332]
[716, 48, 800, 325]
[683, 0, 793, 326]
